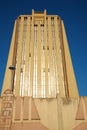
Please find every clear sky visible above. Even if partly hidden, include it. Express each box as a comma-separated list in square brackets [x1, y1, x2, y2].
[0, 0, 87, 96]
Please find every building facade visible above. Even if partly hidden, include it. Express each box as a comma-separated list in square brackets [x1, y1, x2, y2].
[0, 10, 87, 130]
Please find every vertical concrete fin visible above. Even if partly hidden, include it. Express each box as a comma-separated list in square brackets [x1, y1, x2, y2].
[31, 98, 40, 120]
[15, 97, 21, 120]
[23, 97, 29, 120]
[61, 20, 79, 99]
[75, 97, 85, 120]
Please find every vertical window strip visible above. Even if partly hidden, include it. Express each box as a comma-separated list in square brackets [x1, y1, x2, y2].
[33, 47, 37, 97]
[52, 50, 56, 96]
[55, 53, 59, 94]
[48, 52, 51, 97]
[52, 18, 56, 96]
[41, 47, 45, 97]
[33, 25, 38, 97]
[35, 32, 37, 97]
[46, 18, 48, 42]
[28, 18, 32, 96]
[43, 50, 45, 97]
[30, 17, 32, 42]
[51, 18, 59, 96]
[28, 58, 31, 96]
[54, 19, 59, 94]
[33, 54, 36, 97]
[23, 19, 28, 96]
[22, 65, 25, 96]
[41, 25, 44, 43]
[14, 20, 20, 95]
[41, 25, 45, 98]
[19, 18, 27, 96]
[34, 26, 37, 43]
[20, 70, 23, 96]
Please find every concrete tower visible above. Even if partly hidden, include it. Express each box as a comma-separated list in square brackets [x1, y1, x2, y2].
[0, 10, 87, 130]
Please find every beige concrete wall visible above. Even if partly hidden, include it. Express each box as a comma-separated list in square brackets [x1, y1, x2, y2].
[0, 95, 87, 130]
[11, 97, 84, 130]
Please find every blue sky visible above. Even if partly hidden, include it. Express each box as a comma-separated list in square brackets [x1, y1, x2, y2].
[0, 0, 87, 95]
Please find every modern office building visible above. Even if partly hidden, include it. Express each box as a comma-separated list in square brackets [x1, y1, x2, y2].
[0, 10, 87, 130]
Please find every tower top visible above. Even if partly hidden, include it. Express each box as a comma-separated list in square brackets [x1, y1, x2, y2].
[32, 9, 46, 15]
